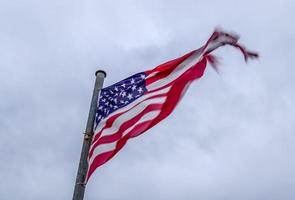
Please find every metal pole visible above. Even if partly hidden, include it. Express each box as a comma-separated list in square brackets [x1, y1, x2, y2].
[73, 70, 106, 200]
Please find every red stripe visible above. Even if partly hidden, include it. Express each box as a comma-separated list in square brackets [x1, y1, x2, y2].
[86, 150, 115, 182]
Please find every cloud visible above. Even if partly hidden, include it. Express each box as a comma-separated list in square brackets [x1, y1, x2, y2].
[0, 0, 294, 199]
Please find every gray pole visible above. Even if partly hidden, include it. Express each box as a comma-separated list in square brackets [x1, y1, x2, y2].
[72, 70, 106, 200]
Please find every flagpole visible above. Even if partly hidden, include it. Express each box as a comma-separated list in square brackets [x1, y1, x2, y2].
[72, 70, 106, 200]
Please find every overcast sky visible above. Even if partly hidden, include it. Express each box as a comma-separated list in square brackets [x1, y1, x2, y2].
[1, 0, 295, 199]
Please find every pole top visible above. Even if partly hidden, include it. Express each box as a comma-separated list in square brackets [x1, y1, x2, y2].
[95, 70, 107, 77]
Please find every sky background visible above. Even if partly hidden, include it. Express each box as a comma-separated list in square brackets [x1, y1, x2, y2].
[1, 0, 295, 199]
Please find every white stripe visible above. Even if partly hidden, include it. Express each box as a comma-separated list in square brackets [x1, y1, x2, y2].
[93, 86, 171, 138]
[89, 142, 117, 161]
[146, 50, 203, 91]
[89, 110, 161, 165]
[146, 71, 158, 79]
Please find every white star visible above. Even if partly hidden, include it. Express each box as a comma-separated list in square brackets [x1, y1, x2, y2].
[114, 87, 118, 91]
[105, 102, 109, 106]
[120, 100, 124, 104]
[130, 78, 135, 84]
[140, 74, 145, 79]
[114, 105, 118, 109]
[121, 83, 126, 88]
[113, 98, 117, 104]
[127, 93, 133, 100]
[98, 106, 103, 110]
[121, 92, 126, 97]
[132, 85, 136, 91]
[138, 87, 143, 93]
[102, 99, 106, 102]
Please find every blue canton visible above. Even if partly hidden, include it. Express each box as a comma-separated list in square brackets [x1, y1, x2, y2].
[94, 72, 147, 129]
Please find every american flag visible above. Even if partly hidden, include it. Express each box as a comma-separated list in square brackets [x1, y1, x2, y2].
[86, 29, 258, 182]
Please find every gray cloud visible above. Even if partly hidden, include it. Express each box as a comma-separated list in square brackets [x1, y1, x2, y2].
[0, 0, 294, 199]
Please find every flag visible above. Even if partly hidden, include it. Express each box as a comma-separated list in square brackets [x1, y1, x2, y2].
[86, 29, 258, 182]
